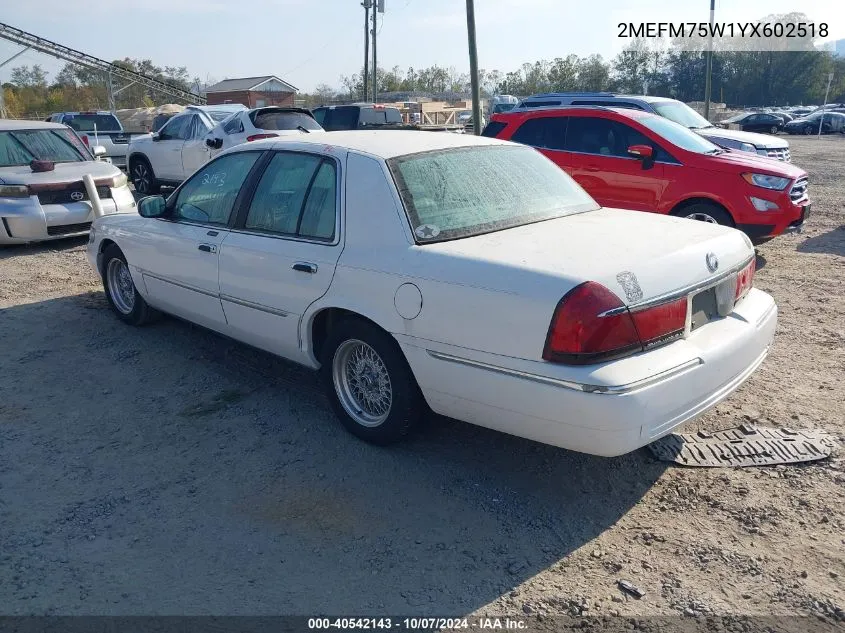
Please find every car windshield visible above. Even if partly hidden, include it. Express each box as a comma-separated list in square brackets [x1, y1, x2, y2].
[208, 110, 238, 122]
[62, 113, 121, 132]
[651, 101, 714, 129]
[493, 103, 516, 113]
[252, 111, 322, 131]
[388, 145, 599, 243]
[0, 129, 87, 167]
[639, 116, 722, 154]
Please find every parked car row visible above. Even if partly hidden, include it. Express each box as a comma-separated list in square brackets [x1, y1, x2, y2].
[45, 111, 145, 169]
[86, 131, 777, 457]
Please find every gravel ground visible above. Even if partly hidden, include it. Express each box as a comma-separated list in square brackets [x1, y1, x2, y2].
[0, 136, 843, 621]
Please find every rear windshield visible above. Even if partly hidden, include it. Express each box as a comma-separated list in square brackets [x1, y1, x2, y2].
[388, 145, 598, 243]
[0, 129, 88, 166]
[61, 113, 121, 132]
[313, 107, 360, 131]
[251, 111, 322, 131]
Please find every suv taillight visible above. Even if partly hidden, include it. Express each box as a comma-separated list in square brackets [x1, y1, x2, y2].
[543, 282, 687, 365]
[735, 257, 756, 301]
[247, 133, 279, 142]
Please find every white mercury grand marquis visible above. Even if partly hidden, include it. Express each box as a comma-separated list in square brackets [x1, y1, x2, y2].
[87, 131, 777, 456]
[0, 120, 135, 244]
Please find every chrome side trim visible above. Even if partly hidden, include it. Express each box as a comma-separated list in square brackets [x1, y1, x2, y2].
[141, 271, 218, 299]
[599, 254, 755, 317]
[425, 349, 702, 395]
[220, 293, 289, 318]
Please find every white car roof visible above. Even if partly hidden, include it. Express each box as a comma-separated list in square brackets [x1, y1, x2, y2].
[262, 130, 511, 160]
[0, 119, 67, 131]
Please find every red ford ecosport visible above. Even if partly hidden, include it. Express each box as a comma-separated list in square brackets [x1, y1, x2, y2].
[484, 106, 810, 240]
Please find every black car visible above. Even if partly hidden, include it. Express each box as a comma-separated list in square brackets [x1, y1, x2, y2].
[719, 112, 784, 134]
[784, 112, 845, 135]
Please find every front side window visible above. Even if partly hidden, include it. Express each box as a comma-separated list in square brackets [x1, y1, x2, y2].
[565, 116, 674, 161]
[245, 152, 337, 241]
[159, 115, 191, 141]
[0, 129, 87, 166]
[388, 145, 598, 243]
[172, 151, 261, 225]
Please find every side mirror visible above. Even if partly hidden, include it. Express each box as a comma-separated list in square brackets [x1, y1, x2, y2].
[206, 137, 223, 149]
[628, 144, 655, 169]
[137, 195, 167, 218]
[151, 133, 162, 142]
[91, 145, 107, 158]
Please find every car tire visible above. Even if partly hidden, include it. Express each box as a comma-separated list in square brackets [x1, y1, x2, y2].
[803, 126, 813, 135]
[672, 202, 734, 227]
[101, 244, 158, 326]
[770, 125, 779, 134]
[130, 157, 160, 195]
[320, 318, 425, 445]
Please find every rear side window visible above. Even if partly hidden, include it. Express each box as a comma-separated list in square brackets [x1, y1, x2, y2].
[223, 115, 244, 134]
[511, 117, 568, 150]
[245, 152, 337, 241]
[480, 121, 507, 137]
[61, 113, 121, 132]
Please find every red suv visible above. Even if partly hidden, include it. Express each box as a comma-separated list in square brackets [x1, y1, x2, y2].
[485, 106, 810, 240]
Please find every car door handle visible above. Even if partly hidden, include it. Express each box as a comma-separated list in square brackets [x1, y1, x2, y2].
[292, 262, 317, 274]
[198, 243, 217, 254]
[584, 165, 602, 172]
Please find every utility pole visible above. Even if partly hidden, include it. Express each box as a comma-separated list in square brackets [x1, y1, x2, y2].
[819, 72, 834, 138]
[703, 0, 715, 121]
[362, 0, 370, 102]
[466, 0, 482, 135]
[372, 0, 383, 103]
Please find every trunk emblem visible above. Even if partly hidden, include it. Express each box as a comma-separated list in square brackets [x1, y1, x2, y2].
[70, 191, 85, 201]
[706, 252, 719, 273]
[616, 271, 643, 302]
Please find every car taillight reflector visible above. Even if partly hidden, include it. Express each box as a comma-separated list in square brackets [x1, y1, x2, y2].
[246, 133, 279, 142]
[735, 257, 756, 301]
[543, 281, 688, 365]
[630, 297, 687, 346]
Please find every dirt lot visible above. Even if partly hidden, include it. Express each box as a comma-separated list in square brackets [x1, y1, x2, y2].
[0, 136, 843, 621]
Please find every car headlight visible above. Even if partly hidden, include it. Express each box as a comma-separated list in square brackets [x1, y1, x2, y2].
[0, 184, 30, 198]
[742, 173, 790, 190]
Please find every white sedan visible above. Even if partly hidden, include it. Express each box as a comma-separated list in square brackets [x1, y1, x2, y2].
[204, 106, 324, 158]
[87, 131, 777, 456]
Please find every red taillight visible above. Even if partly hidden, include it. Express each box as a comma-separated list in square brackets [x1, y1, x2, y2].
[246, 133, 279, 142]
[630, 297, 687, 347]
[81, 135, 89, 147]
[543, 282, 688, 365]
[735, 258, 756, 301]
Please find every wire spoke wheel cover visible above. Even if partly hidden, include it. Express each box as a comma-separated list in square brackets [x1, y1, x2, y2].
[332, 339, 393, 427]
[107, 258, 136, 314]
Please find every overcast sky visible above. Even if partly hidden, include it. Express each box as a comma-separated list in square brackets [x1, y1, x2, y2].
[1, 0, 842, 92]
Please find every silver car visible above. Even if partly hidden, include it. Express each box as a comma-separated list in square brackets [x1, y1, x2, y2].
[0, 120, 136, 245]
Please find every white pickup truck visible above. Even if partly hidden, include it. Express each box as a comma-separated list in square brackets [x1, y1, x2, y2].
[46, 111, 142, 170]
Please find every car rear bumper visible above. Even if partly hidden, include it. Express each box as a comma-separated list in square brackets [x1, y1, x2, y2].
[0, 187, 135, 245]
[399, 288, 777, 457]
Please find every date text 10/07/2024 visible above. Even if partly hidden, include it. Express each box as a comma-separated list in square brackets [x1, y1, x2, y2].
[307, 617, 528, 630]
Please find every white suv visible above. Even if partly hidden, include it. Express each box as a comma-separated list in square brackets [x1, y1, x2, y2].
[127, 104, 246, 194]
